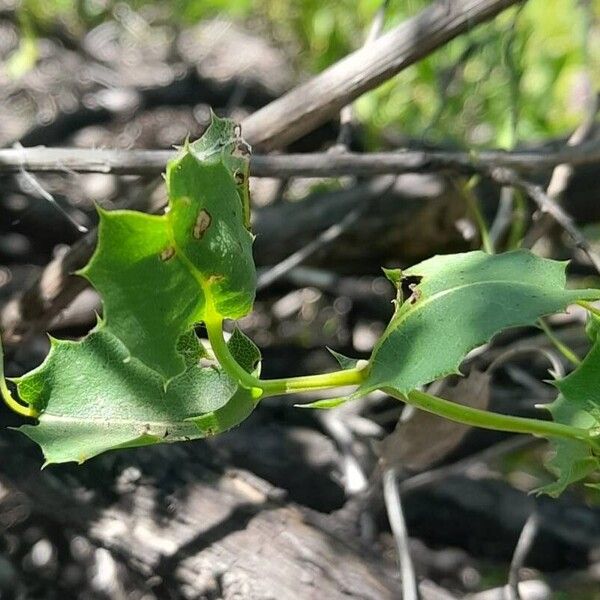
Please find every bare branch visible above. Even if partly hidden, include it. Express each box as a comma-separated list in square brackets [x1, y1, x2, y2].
[546, 93, 599, 201]
[490, 167, 600, 273]
[337, 0, 390, 148]
[2, 141, 600, 177]
[522, 91, 600, 248]
[0, 0, 526, 341]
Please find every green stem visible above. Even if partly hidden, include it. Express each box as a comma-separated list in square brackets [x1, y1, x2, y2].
[507, 190, 527, 249]
[578, 300, 600, 319]
[260, 368, 365, 397]
[537, 318, 581, 367]
[206, 318, 595, 447]
[204, 316, 263, 392]
[0, 337, 38, 418]
[204, 316, 366, 398]
[398, 389, 596, 445]
[462, 175, 494, 254]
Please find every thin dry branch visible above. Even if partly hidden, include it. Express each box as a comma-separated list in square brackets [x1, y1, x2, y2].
[2, 141, 600, 177]
[383, 468, 419, 600]
[522, 91, 600, 248]
[490, 167, 600, 273]
[337, 0, 390, 148]
[256, 177, 396, 290]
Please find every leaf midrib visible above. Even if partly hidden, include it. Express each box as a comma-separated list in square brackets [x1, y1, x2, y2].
[387, 278, 572, 335]
[40, 413, 196, 428]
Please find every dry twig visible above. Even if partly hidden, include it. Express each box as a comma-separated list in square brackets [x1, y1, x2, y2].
[383, 468, 419, 600]
[506, 512, 540, 600]
[489, 168, 600, 274]
[242, 0, 521, 150]
[2, 141, 600, 177]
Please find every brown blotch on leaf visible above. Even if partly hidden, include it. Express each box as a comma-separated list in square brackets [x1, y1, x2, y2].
[193, 210, 212, 240]
[233, 140, 251, 158]
[160, 246, 176, 261]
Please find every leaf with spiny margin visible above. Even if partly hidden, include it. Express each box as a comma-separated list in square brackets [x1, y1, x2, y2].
[536, 338, 600, 496]
[80, 113, 255, 380]
[14, 326, 261, 465]
[359, 250, 600, 396]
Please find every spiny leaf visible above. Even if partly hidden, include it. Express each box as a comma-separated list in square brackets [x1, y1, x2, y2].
[188, 386, 259, 436]
[227, 328, 261, 373]
[536, 338, 600, 496]
[15, 326, 261, 465]
[359, 250, 600, 396]
[80, 114, 255, 380]
[185, 329, 261, 436]
[9, 114, 262, 464]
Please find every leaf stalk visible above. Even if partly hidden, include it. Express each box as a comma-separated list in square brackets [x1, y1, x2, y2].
[204, 317, 366, 397]
[398, 388, 597, 446]
[0, 338, 38, 418]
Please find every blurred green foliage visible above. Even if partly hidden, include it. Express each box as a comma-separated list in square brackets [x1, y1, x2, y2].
[9, 0, 600, 148]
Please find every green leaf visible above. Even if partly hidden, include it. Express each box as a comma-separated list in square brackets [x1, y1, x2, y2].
[80, 113, 256, 380]
[360, 250, 600, 396]
[382, 267, 403, 288]
[536, 338, 600, 496]
[15, 326, 261, 465]
[227, 328, 261, 374]
[8, 114, 262, 464]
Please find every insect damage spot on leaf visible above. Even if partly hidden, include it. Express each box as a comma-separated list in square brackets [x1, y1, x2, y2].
[234, 169, 246, 185]
[400, 275, 422, 304]
[407, 284, 422, 305]
[207, 274, 225, 284]
[233, 140, 251, 158]
[160, 247, 176, 261]
[193, 210, 212, 240]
